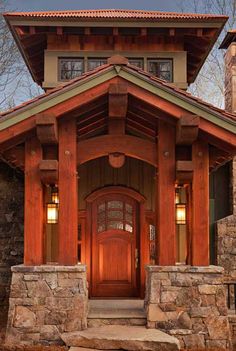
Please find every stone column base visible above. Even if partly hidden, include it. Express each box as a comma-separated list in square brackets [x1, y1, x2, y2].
[5, 264, 88, 346]
[145, 265, 231, 349]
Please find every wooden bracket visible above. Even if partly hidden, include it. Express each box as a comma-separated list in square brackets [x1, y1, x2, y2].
[39, 159, 58, 185]
[176, 160, 193, 183]
[36, 113, 58, 145]
[176, 114, 199, 145]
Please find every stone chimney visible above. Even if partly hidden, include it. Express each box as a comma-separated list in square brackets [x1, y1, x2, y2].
[220, 31, 236, 214]
[223, 32, 236, 113]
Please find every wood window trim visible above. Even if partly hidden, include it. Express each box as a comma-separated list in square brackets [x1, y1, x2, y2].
[147, 58, 173, 82]
[58, 57, 84, 82]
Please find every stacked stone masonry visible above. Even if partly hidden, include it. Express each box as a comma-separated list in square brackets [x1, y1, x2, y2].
[5, 265, 88, 346]
[0, 163, 24, 342]
[145, 265, 231, 349]
[217, 158, 236, 346]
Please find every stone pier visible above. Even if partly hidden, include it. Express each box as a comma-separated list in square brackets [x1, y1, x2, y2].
[5, 265, 88, 346]
[145, 265, 231, 349]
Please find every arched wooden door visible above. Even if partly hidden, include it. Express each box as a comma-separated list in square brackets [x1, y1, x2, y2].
[90, 191, 139, 297]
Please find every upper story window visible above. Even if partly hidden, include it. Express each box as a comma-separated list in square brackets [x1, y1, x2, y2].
[88, 58, 107, 71]
[148, 59, 173, 82]
[59, 58, 84, 80]
[128, 58, 144, 69]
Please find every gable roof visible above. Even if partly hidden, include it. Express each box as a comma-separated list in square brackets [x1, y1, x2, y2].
[1, 59, 235, 130]
[4, 9, 228, 21]
[0, 57, 236, 162]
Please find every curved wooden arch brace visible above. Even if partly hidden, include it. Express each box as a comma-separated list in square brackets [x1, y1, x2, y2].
[85, 185, 146, 204]
[77, 135, 157, 167]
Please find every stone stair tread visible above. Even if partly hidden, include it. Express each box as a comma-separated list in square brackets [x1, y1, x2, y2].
[88, 308, 146, 319]
[89, 300, 144, 310]
[62, 325, 180, 351]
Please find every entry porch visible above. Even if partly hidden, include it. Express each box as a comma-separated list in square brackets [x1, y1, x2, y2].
[1, 57, 236, 347]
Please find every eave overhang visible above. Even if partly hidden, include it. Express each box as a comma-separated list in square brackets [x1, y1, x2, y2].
[3, 9, 228, 86]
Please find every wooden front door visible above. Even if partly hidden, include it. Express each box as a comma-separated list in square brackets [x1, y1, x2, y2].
[91, 193, 139, 297]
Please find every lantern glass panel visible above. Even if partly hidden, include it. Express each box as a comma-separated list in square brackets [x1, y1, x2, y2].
[47, 203, 58, 224]
[176, 204, 186, 225]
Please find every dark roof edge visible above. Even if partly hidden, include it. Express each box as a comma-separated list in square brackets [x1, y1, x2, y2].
[219, 30, 236, 49]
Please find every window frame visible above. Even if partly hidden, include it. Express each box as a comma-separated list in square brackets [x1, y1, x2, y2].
[147, 58, 173, 82]
[87, 57, 108, 71]
[128, 58, 144, 69]
[58, 57, 84, 81]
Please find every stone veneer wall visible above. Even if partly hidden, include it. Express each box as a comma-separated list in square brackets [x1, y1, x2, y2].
[217, 158, 236, 281]
[0, 163, 24, 342]
[216, 159, 236, 345]
[5, 265, 88, 346]
[145, 265, 231, 349]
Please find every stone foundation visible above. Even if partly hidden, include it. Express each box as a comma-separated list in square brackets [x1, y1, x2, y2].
[5, 265, 88, 346]
[145, 265, 231, 349]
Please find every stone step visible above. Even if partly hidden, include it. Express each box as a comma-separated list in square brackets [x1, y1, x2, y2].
[89, 299, 144, 310]
[62, 325, 180, 351]
[88, 299, 146, 319]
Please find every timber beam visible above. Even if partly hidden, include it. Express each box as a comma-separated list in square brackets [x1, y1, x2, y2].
[176, 114, 199, 145]
[36, 113, 58, 145]
[39, 159, 58, 185]
[108, 83, 128, 135]
[176, 160, 193, 183]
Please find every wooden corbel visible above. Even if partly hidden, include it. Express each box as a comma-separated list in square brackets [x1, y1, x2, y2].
[176, 160, 193, 183]
[108, 83, 128, 134]
[176, 114, 199, 145]
[39, 159, 58, 185]
[36, 113, 58, 145]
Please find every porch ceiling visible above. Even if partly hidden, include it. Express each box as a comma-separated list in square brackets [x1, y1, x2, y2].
[74, 93, 160, 141]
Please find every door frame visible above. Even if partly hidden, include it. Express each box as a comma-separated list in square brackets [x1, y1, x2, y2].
[85, 186, 147, 298]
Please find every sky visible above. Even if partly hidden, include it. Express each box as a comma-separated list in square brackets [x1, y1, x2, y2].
[7, 0, 181, 12]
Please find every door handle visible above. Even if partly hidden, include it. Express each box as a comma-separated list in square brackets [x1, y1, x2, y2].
[135, 248, 139, 269]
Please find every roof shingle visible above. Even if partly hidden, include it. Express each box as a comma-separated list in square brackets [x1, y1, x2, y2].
[4, 9, 228, 21]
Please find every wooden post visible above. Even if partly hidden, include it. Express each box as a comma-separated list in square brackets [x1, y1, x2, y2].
[156, 120, 176, 265]
[192, 140, 209, 265]
[24, 137, 44, 265]
[58, 119, 78, 265]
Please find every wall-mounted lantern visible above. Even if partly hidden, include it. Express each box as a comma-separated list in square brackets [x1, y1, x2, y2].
[51, 186, 59, 204]
[175, 187, 187, 225]
[46, 186, 59, 224]
[176, 203, 187, 225]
